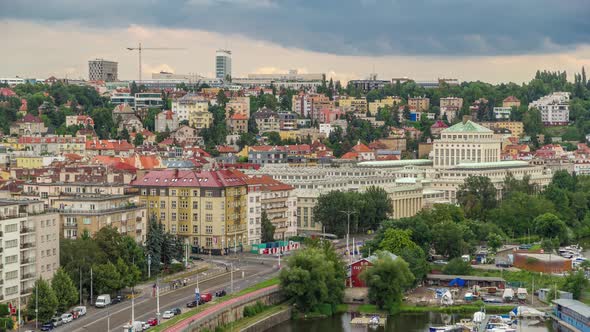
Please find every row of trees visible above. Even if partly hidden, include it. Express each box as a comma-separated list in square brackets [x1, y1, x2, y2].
[27, 268, 78, 322]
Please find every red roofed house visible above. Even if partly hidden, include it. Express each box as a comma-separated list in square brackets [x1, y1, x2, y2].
[10, 114, 48, 136]
[226, 113, 248, 134]
[0, 88, 16, 97]
[155, 110, 179, 132]
[85, 139, 135, 157]
[430, 120, 449, 138]
[18, 99, 28, 115]
[65, 115, 95, 127]
[130, 129, 156, 144]
[131, 169, 249, 254]
[340, 141, 375, 161]
[170, 125, 201, 146]
[503, 96, 521, 108]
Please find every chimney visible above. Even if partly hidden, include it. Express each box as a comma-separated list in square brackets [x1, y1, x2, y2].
[462, 115, 472, 124]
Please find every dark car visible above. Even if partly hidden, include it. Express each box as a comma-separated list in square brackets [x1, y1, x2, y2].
[40, 322, 55, 331]
[190, 255, 204, 261]
[111, 295, 124, 304]
[147, 318, 158, 326]
[215, 290, 227, 297]
[186, 298, 205, 308]
[171, 307, 182, 315]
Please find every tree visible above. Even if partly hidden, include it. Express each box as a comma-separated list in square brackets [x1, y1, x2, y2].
[487, 233, 503, 253]
[442, 257, 472, 275]
[563, 271, 589, 300]
[27, 279, 58, 322]
[145, 214, 164, 275]
[534, 213, 568, 244]
[93, 261, 121, 295]
[261, 211, 276, 243]
[432, 221, 469, 258]
[360, 252, 414, 312]
[279, 247, 345, 312]
[116, 258, 141, 289]
[134, 132, 144, 146]
[51, 268, 79, 313]
[456, 176, 497, 220]
[216, 90, 229, 107]
[379, 228, 418, 254]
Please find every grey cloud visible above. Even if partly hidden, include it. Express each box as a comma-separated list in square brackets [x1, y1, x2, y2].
[1, 0, 589, 56]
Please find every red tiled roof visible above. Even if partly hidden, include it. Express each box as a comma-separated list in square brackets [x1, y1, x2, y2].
[230, 113, 249, 120]
[0, 88, 16, 97]
[132, 169, 246, 188]
[503, 96, 520, 102]
[340, 151, 359, 160]
[228, 170, 294, 192]
[18, 113, 43, 123]
[431, 120, 449, 129]
[86, 139, 134, 151]
[352, 142, 373, 153]
[217, 145, 238, 153]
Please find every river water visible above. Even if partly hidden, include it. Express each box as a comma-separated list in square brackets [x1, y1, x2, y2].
[266, 312, 553, 332]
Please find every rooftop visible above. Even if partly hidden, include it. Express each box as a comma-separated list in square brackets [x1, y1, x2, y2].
[426, 274, 505, 282]
[452, 160, 530, 170]
[553, 299, 590, 319]
[357, 159, 433, 167]
[443, 120, 493, 134]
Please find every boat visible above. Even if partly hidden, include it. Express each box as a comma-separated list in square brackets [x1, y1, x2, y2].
[516, 288, 528, 301]
[428, 325, 465, 332]
[473, 311, 486, 324]
[509, 306, 546, 319]
[486, 322, 516, 331]
[502, 288, 514, 302]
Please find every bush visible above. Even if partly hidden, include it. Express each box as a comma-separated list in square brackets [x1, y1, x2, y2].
[313, 303, 333, 316]
[243, 301, 267, 317]
[166, 263, 185, 275]
[443, 258, 472, 275]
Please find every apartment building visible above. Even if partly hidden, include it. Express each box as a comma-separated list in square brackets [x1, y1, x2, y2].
[155, 110, 179, 133]
[493, 107, 513, 120]
[132, 170, 248, 254]
[480, 121, 525, 138]
[368, 96, 403, 114]
[88, 58, 118, 82]
[338, 97, 368, 113]
[408, 97, 430, 112]
[529, 92, 570, 126]
[225, 97, 251, 118]
[51, 195, 147, 243]
[172, 94, 209, 122]
[254, 109, 280, 133]
[22, 182, 127, 208]
[503, 96, 521, 108]
[0, 200, 59, 306]
[18, 136, 86, 155]
[292, 93, 333, 119]
[439, 97, 464, 109]
[246, 190, 261, 245]
[189, 110, 213, 131]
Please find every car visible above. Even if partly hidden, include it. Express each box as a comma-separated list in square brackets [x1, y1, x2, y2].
[190, 255, 204, 261]
[147, 318, 158, 326]
[200, 292, 213, 302]
[70, 310, 79, 320]
[171, 307, 182, 315]
[40, 322, 54, 331]
[215, 290, 227, 297]
[162, 310, 174, 319]
[61, 313, 73, 323]
[51, 316, 63, 327]
[73, 306, 87, 316]
[142, 321, 151, 330]
[433, 260, 448, 265]
[111, 295, 124, 304]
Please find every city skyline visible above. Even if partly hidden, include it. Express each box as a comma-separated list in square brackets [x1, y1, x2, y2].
[1, 0, 590, 83]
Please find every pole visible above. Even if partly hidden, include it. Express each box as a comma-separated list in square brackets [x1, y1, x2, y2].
[156, 278, 160, 325]
[107, 305, 110, 332]
[131, 258, 135, 327]
[138, 42, 142, 83]
[532, 276, 535, 306]
[79, 267, 82, 305]
[230, 263, 234, 294]
[90, 267, 93, 305]
[35, 281, 38, 330]
[17, 288, 20, 332]
[148, 254, 151, 279]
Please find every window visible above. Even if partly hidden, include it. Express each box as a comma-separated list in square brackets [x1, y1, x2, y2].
[171, 213, 177, 221]
[206, 202, 213, 210]
[160, 201, 166, 209]
[53, 248, 56, 255]
[206, 214, 213, 222]
[5, 255, 17, 265]
[205, 191, 212, 197]
[171, 201, 177, 209]
[150, 189, 157, 196]
[171, 189, 177, 196]
[5, 286, 17, 295]
[6, 270, 17, 280]
[5, 240, 17, 248]
[83, 218, 91, 225]
[149, 201, 155, 208]
[206, 237, 212, 247]
[180, 224, 188, 232]
[160, 212, 166, 220]
[171, 225, 177, 233]
[5, 224, 17, 233]
[180, 213, 188, 221]
[180, 200, 188, 208]
[193, 225, 198, 233]
[206, 226, 213, 234]
[193, 201, 198, 209]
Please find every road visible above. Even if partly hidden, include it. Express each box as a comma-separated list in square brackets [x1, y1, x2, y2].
[25, 260, 277, 332]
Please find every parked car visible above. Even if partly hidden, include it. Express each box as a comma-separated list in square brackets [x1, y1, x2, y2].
[200, 292, 213, 302]
[40, 322, 54, 331]
[51, 316, 63, 327]
[111, 295, 124, 304]
[171, 307, 182, 315]
[73, 306, 87, 316]
[186, 298, 205, 307]
[147, 318, 158, 326]
[95, 294, 111, 308]
[190, 255, 204, 261]
[142, 321, 151, 330]
[215, 290, 227, 297]
[61, 313, 73, 323]
[162, 311, 174, 319]
[433, 260, 448, 265]
[70, 310, 79, 319]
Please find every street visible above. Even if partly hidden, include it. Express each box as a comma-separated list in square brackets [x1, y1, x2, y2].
[24, 259, 278, 332]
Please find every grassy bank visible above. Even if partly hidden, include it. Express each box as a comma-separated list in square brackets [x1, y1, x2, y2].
[470, 269, 564, 291]
[399, 303, 514, 314]
[215, 303, 289, 331]
[150, 277, 280, 332]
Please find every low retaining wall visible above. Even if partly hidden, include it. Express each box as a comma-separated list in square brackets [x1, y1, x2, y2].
[240, 307, 292, 332]
[165, 285, 284, 332]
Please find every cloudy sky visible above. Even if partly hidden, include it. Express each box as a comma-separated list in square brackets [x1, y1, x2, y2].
[1, 0, 590, 83]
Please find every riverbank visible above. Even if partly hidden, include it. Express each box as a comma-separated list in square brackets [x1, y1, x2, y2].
[338, 302, 516, 315]
[212, 304, 291, 332]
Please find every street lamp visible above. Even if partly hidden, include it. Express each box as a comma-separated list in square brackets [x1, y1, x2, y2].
[340, 209, 357, 288]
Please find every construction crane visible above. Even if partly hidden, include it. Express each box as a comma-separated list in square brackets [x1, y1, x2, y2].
[125, 43, 186, 82]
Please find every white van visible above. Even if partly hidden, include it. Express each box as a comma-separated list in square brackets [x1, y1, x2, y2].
[95, 294, 111, 308]
[73, 306, 87, 316]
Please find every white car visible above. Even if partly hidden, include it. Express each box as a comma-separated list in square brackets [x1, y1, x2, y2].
[142, 321, 151, 330]
[162, 310, 174, 319]
[61, 313, 73, 323]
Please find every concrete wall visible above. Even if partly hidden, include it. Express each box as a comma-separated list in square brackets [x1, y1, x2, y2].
[182, 287, 284, 332]
[241, 307, 292, 332]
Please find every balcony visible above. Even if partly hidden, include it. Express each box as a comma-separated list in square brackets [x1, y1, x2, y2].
[63, 223, 77, 228]
[20, 243, 35, 250]
[21, 258, 35, 265]
[47, 203, 146, 216]
[20, 227, 35, 234]
[0, 231, 3, 237]
[22, 273, 35, 280]
[21, 287, 33, 295]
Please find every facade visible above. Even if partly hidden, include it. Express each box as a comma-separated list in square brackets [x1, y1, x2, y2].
[172, 94, 209, 122]
[408, 97, 430, 112]
[552, 299, 590, 332]
[387, 185, 424, 219]
[215, 49, 232, 80]
[440, 106, 461, 122]
[135, 93, 164, 109]
[0, 200, 60, 306]
[248, 146, 288, 165]
[339, 97, 368, 113]
[292, 93, 333, 119]
[170, 125, 201, 146]
[225, 97, 251, 118]
[433, 119, 501, 168]
[347, 253, 398, 287]
[85, 139, 135, 157]
[480, 121, 524, 138]
[189, 109, 213, 131]
[348, 78, 390, 92]
[65, 115, 94, 128]
[440, 97, 463, 109]
[52, 195, 147, 243]
[132, 170, 248, 254]
[18, 136, 86, 155]
[254, 109, 280, 133]
[9, 114, 48, 136]
[155, 110, 179, 133]
[529, 92, 570, 126]
[88, 58, 118, 82]
[493, 107, 512, 120]
[246, 190, 262, 245]
[226, 114, 248, 135]
[503, 96, 521, 108]
[368, 96, 403, 114]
